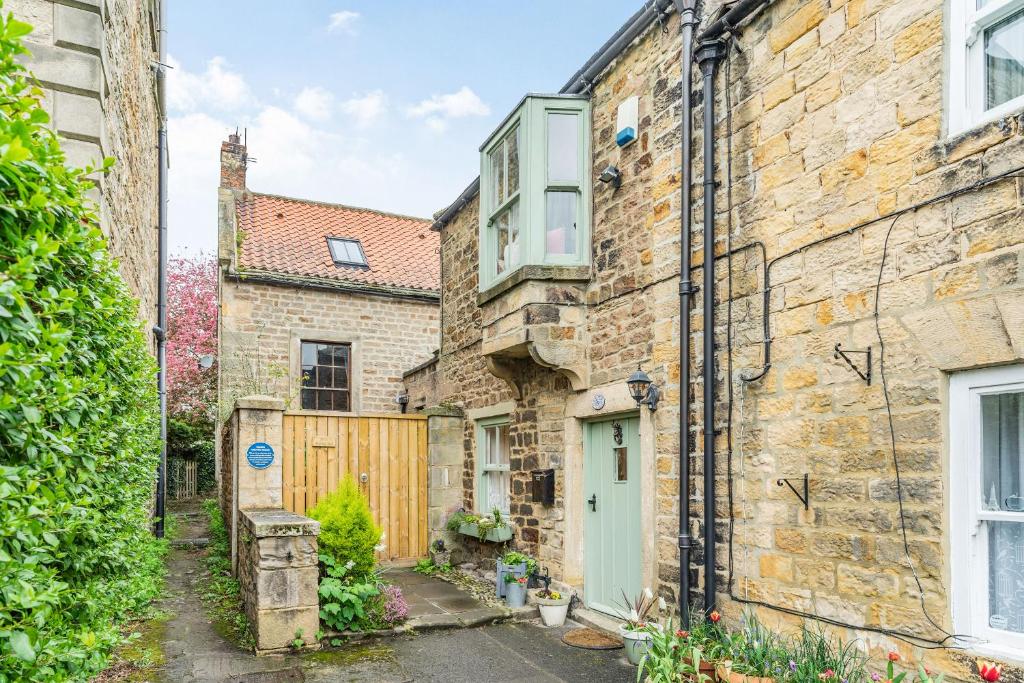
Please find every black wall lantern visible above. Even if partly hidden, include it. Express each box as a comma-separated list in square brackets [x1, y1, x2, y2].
[626, 365, 660, 411]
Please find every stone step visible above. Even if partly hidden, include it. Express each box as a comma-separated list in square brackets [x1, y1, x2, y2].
[171, 537, 210, 549]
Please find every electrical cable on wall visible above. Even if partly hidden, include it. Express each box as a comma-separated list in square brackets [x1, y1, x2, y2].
[712, 36, 1024, 653]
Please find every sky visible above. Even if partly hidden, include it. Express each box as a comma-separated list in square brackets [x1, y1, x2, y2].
[166, 1, 643, 256]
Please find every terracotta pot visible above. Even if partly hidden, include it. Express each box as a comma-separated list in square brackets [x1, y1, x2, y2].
[682, 657, 720, 682]
[716, 662, 774, 683]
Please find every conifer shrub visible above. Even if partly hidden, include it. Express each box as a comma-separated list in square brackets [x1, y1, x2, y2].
[0, 8, 162, 681]
[308, 476, 381, 576]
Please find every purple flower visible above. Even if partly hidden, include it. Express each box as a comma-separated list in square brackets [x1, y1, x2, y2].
[380, 585, 408, 626]
[872, 674, 882, 682]
[790, 661, 798, 672]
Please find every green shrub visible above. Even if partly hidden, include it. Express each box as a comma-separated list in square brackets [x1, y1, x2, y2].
[0, 9, 162, 681]
[308, 476, 381, 576]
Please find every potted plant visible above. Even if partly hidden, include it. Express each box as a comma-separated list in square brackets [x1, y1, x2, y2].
[496, 550, 530, 598]
[451, 508, 514, 543]
[635, 620, 713, 683]
[717, 614, 786, 683]
[534, 588, 571, 627]
[429, 538, 450, 567]
[687, 610, 732, 678]
[505, 574, 528, 608]
[617, 588, 660, 666]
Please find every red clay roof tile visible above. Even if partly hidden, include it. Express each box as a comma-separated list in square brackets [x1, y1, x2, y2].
[235, 193, 439, 293]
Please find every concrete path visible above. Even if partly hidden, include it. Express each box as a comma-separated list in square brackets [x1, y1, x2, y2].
[150, 502, 636, 682]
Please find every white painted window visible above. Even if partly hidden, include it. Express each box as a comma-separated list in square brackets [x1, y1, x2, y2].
[949, 0, 1024, 135]
[477, 418, 510, 515]
[950, 365, 1024, 659]
[326, 237, 367, 267]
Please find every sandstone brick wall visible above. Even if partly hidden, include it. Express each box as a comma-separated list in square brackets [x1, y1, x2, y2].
[408, 0, 1024, 676]
[12, 0, 161, 339]
[219, 278, 439, 416]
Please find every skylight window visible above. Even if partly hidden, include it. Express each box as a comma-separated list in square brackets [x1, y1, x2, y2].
[327, 237, 368, 268]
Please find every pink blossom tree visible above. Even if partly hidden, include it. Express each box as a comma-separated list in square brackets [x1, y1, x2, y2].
[166, 255, 217, 425]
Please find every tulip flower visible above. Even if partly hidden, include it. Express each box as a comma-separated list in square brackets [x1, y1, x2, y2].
[977, 661, 1001, 683]
[709, 610, 721, 623]
[888, 652, 900, 663]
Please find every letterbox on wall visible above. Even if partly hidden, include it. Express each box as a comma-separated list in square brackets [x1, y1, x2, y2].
[530, 469, 555, 506]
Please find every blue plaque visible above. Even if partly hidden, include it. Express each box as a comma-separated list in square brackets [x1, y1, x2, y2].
[246, 442, 274, 470]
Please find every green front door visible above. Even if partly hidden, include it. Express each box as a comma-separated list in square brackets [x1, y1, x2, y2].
[584, 416, 641, 616]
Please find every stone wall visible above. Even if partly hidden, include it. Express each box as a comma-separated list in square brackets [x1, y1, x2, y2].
[219, 278, 439, 416]
[12, 0, 161, 339]
[238, 509, 320, 654]
[406, 0, 1024, 676]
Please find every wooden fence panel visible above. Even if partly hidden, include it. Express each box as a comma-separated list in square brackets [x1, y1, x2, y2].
[281, 413, 429, 563]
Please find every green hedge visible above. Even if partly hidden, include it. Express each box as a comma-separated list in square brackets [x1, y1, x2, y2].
[0, 10, 163, 682]
[168, 418, 216, 494]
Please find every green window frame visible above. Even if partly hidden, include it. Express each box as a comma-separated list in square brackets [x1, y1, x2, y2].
[475, 415, 511, 515]
[479, 95, 592, 291]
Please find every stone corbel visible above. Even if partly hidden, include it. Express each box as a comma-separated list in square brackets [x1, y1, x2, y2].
[527, 341, 589, 391]
[484, 356, 523, 399]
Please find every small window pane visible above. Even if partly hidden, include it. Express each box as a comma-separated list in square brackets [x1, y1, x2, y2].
[615, 447, 628, 482]
[490, 145, 505, 207]
[981, 392, 1023, 511]
[985, 9, 1024, 110]
[507, 127, 520, 197]
[485, 424, 509, 466]
[545, 191, 577, 256]
[547, 113, 579, 183]
[494, 203, 519, 276]
[988, 521, 1024, 634]
[327, 238, 367, 266]
[301, 388, 316, 409]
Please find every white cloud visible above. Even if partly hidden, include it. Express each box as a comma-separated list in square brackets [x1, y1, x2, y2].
[327, 10, 360, 34]
[407, 86, 490, 120]
[340, 90, 387, 128]
[166, 55, 253, 113]
[294, 86, 334, 121]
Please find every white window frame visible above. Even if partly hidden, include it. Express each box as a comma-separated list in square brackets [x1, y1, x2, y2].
[949, 364, 1024, 660]
[475, 416, 511, 516]
[948, 0, 1024, 136]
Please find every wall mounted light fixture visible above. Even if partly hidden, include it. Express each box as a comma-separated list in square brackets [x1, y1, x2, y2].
[599, 165, 622, 190]
[626, 365, 660, 411]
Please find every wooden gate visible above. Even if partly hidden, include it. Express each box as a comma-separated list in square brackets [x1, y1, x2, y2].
[281, 413, 428, 563]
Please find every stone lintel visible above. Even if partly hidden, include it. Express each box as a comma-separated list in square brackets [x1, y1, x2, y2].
[241, 508, 320, 538]
[423, 404, 464, 417]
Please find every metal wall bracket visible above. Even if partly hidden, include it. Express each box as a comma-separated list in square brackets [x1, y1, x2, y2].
[833, 343, 871, 385]
[776, 474, 809, 510]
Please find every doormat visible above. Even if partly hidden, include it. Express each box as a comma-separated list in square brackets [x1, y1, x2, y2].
[561, 628, 622, 650]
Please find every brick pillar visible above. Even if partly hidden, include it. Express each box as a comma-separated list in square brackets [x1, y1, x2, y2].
[231, 395, 285, 574]
[426, 406, 465, 544]
[220, 132, 247, 191]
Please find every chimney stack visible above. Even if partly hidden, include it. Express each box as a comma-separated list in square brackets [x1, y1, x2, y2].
[220, 131, 247, 191]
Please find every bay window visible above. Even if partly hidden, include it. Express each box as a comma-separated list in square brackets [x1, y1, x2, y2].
[479, 95, 591, 290]
[948, 0, 1024, 135]
[950, 365, 1024, 658]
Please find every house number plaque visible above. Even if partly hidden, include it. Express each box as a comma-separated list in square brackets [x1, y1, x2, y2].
[592, 394, 606, 410]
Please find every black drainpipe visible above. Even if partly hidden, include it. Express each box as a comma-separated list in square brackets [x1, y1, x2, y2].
[694, 38, 726, 614]
[153, 3, 169, 538]
[673, 0, 698, 629]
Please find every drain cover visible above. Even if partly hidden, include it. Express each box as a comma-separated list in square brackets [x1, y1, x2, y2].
[561, 628, 622, 650]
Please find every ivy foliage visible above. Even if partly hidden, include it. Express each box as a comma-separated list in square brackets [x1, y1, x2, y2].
[0, 9, 162, 682]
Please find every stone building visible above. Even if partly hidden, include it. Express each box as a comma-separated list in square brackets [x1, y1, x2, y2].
[12, 0, 162, 334]
[216, 133, 440, 430]
[405, 0, 1024, 675]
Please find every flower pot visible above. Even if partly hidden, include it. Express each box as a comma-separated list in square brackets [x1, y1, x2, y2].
[495, 561, 526, 598]
[619, 625, 655, 666]
[683, 656, 719, 681]
[505, 581, 527, 608]
[458, 522, 513, 543]
[534, 593, 570, 627]
[716, 661, 775, 683]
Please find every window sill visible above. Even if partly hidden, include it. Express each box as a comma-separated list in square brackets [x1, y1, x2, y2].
[478, 264, 591, 305]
